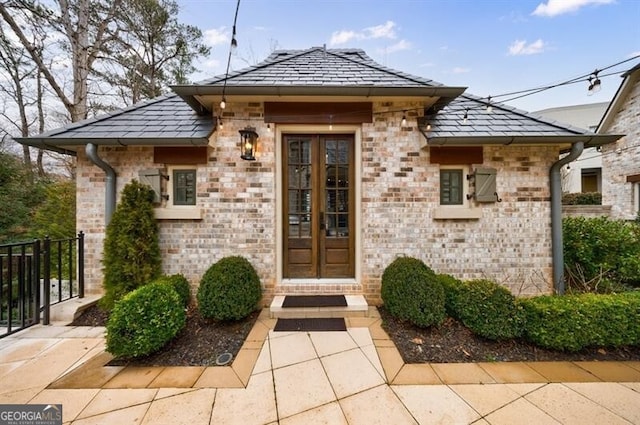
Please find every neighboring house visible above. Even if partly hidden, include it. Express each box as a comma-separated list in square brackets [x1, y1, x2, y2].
[16, 47, 619, 302]
[534, 102, 608, 193]
[598, 63, 640, 220]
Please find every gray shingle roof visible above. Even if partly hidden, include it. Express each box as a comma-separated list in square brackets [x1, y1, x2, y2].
[204, 47, 444, 87]
[171, 47, 466, 104]
[15, 94, 214, 152]
[422, 94, 621, 147]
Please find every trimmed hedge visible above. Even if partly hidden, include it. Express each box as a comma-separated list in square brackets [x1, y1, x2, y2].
[106, 282, 186, 358]
[153, 274, 191, 307]
[562, 192, 602, 205]
[197, 256, 262, 321]
[381, 257, 446, 328]
[450, 279, 524, 340]
[521, 291, 640, 351]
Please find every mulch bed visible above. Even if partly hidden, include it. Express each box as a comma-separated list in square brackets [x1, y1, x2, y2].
[71, 303, 640, 366]
[379, 307, 640, 363]
[71, 303, 258, 367]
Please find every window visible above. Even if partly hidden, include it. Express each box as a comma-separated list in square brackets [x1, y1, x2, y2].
[440, 169, 464, 205]
[153, 166, 202, 220]
[173, 169, 196, 206]
[434, 165, 482, 220]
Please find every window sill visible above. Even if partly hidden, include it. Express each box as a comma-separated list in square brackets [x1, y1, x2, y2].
[154, 207, 203, 220]
[433, 206, 482, 220]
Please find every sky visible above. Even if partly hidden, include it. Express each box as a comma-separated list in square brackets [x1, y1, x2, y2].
[176, 0, 640, 113]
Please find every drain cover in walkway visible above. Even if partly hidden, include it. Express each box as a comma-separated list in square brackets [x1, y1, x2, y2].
[282, 295, 347, 308]
[274, 318, 347, 332]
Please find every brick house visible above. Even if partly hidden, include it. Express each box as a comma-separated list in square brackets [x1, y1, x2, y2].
[599, 63, 640, 220]
[17, 47, 619, 303]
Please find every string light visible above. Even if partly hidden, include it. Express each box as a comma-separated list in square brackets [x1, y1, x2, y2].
[588, 70, 601, 95]
[462, 109, 468, 124]
[486, 96, 493, 113]
[267, 123, 271, 132]
[220, 0, 242, 111]
[401, 111, 407, 126]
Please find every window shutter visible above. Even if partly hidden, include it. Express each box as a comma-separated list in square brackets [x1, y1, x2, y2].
[474, 167, 498, 202]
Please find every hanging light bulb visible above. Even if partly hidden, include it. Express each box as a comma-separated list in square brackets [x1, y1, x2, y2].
[219, 117, 224, 130]
[401, 111, 407, 126]
[486, 96, 493, 113]
[587, 70, 601, 95]
[426, 123, 432, 131]
[220, 97, 226, 109]
[267, 123, 271, 133]
[462, 109, 468, 124]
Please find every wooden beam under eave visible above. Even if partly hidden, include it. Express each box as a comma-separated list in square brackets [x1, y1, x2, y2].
[264, 102, 373, 124]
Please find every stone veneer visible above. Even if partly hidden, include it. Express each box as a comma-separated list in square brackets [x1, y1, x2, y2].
[76, 101, 558, 304]
[601, 74, 640, 220]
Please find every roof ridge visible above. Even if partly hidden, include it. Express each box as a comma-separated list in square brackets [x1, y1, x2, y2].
[194, 47, 325, 86]
[325, 49, 443, 87]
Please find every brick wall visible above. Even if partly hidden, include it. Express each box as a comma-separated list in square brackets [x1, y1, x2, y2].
[77, 101, 557, 302]
[601, 74, 640, 220]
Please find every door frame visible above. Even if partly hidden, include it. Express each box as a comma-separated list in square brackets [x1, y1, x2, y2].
[275, 125, 362, 285]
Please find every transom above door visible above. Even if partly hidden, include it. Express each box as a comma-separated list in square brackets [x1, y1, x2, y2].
[283, 134, 355, 279]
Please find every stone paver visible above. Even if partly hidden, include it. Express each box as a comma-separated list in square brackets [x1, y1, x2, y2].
[525, 383, 631, 424]
[0, 311, 638, 424]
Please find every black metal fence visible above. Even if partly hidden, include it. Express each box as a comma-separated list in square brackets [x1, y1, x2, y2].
[0, 232, 84, 338]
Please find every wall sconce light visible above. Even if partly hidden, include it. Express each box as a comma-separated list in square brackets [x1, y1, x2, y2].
[239, 127, 258, 161]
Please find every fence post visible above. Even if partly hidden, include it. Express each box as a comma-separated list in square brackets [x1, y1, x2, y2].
[43, 236, 51, 325]
[33, 239, 41, 325]
[78, 231, 85, 299]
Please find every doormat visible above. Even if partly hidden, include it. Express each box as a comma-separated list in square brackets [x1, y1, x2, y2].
[274, 318, 347, 332]
[282, 295, 347, 308]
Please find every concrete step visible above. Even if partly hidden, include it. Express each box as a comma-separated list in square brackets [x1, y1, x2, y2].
[269, 294, 368, 319]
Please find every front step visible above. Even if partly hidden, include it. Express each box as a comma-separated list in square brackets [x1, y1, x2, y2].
[270, 295, 368, 319]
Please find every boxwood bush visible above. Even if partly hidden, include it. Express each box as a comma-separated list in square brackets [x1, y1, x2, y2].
[197, 256, 262, 321]
[106, 282, 186, 358]
[452, 279, 524, 340]
[381, 257, 446, 328]
[521, 291, 640, 351]
[153, 274, 191, 307]
[437, 273, 465, 318]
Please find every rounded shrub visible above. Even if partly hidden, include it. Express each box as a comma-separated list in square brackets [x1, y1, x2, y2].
[197, 256, 262, 321]
[153, 274, 191, 307]
[437, 273, 464, 319]
[454, 279, 524, 340]
[381, 257, 446, 328]
[106, 282, 186, 358]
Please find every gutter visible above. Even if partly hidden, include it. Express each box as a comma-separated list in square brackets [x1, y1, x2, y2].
[549, 141, 584, 294]
[86, 143, 116, 226]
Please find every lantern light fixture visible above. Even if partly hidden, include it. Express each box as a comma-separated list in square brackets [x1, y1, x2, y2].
[239, 127, 258, 161]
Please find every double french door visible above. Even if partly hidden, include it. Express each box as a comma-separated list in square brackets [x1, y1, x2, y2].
[283, 134, 355, 278]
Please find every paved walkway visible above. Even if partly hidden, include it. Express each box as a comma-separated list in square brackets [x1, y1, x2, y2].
[0, 312, 639, 424]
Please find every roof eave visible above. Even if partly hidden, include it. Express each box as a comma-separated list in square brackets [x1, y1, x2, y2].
[424, 134, 623, 148]
[14, 136, 211, 153]
[172, 85, 467, 107]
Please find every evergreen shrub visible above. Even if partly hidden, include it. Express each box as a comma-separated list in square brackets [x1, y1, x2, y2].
[381, 257, 446, 328]
[154, 274, 191, 307]
[521, 291, 640, 351]
[101, 180, 161, 310]
[197, 256, 262, 321]
[453, 279, 524, 340]
[437, 273, 465, 318]
[105, 282, 186, 358]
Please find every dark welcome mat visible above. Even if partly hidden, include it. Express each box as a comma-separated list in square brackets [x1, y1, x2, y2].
[282, 295, 347, 308]
[274, 318, 347, 332]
